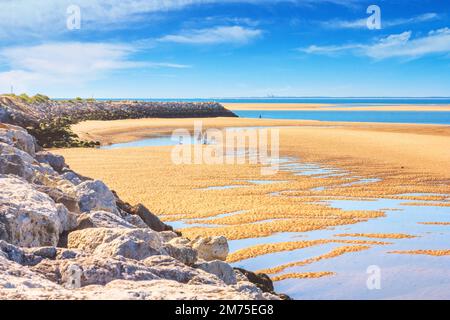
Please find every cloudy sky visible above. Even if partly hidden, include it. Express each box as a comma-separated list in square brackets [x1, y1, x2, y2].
[0, 0, 449, 98]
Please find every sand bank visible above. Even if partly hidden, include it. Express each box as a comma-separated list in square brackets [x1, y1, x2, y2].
[224, 103, 450, 112]
[56, 117, 450, 282]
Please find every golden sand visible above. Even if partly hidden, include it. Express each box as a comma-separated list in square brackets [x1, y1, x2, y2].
[55, 118, 450, 265]
[258, 245, 370, 274]
[418, 222, 450, 225]
[334, 233, 416, 239]
[400, 202, 450, 207]
[225, 103, 450, 112]
[226, 240, 390, 263]
[389, 250, 450, 256]
[272, 272, 335, 282]
[224, 103, 335, 110]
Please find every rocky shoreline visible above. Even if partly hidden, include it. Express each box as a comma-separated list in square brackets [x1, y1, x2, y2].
[0, 95, 237, 128]
[0, 95, 237, 148]
[0, 108, 287, 299]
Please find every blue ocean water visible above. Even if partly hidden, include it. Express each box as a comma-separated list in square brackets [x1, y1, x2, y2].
[94, 97, 450, 105]
[234, 110, 450, 125]
[76, 97, 450, 125]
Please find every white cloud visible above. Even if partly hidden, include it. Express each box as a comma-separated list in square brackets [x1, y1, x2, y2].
[0, 42, 190, 93]
[299, 27, 450, 60]
[159, 26, 262, 44]
[0, 0, 357, 39]
[321, 13, 440, 30]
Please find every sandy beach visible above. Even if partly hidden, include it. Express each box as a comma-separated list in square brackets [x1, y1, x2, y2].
[55, 116, 450, 295]
[225, 103, 450, 112]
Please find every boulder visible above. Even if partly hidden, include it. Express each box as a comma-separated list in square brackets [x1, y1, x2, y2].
[0, 142, 40, 181]
[31, 253, 225, 289]
[0, 175, 72, 247]
[191, 236, 229, 261]
[163, 238, 197, 266]
[159, 231, 179, 243]
[123, 214, 149, 229]
[196, 260, 237, 285]
[0, 278, 279, 300]
[233, 268, 274, 293]
[33, 185, 80, 213]
[0, 256, 62, 290]
[129, 204, 172, 232]
[143, 255, 221, 285]
[35, 151, 66, 173]
[0, 240, 43, 266]
[75, 180, 119, 215]
[75, 211, 135, 230]
[68, 228, 165, 261]
[60, 171, 83, 185]
[0, 124, 36, 156]
[32, 255, 160, 287]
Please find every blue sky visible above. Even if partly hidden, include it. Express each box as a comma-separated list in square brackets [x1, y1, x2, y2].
[0, 0, 449, 98]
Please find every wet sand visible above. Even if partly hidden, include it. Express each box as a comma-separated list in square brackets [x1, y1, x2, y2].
[55, 117, 450, 298]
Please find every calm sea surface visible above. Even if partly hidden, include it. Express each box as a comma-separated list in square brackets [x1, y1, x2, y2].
[234, 110, 450, 125]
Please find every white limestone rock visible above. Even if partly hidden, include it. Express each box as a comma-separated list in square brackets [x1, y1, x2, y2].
[0, 124, 36, 156]
[75, 180, 119, 215]
[196, 260, 237, 285]
[68, 228, 165, 260]
[191, 236, 229, 261]
[76, 211, 135, 230]
[0, 175, 72, 247]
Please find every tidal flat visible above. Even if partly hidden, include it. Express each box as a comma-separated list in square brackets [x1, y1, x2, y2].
[56, 116, 450, 299]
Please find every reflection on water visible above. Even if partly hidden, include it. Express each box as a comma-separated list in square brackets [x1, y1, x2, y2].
[231, 198, 450, 299]
[130, 142, 449, 299]
[164, 154, 450, 299]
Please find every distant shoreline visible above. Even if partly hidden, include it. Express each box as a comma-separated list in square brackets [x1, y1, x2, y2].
[224, 102, 450, 112]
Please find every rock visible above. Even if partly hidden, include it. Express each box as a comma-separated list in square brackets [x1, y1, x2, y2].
[163, 238, 197, 266]
[233, 268, 274, 293]
[0, 256, 61, 290]
[191, 236, 229, 261]
[33, 185, 80, 213]
[196, 260, 237, 285]
[75, 180, 119, 215]
[60, 171, 83, 185]
[68, 228, 165, 261]
[0, 278, 278, 300]
[123, 214, 148, 229]
[232, 281, 275, 300]
[56, 248, 83, 260]
[143, 255, 220, 285]
[159, 231, 179, 243]
[32, 255, 160, 287]
[0, 143, 40, 181]
[0, 240, 42, 266]
[26, 247, 57, 260]
[31, 254, 223, 288]
[0, 124, 36, 156]
[75, 211, 135, 230]
[129, 204, 172, 232]
[35, 151, 66, 173]
[0, 175, 72, 247]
